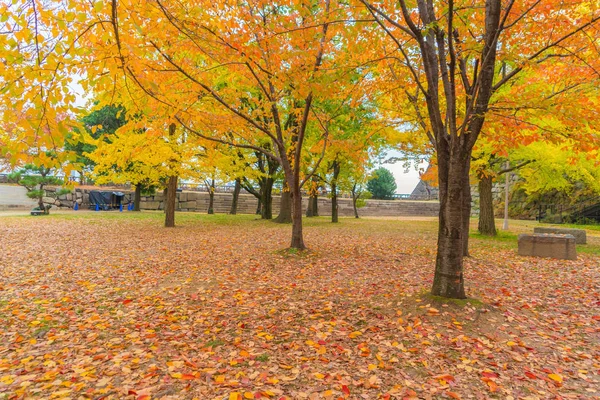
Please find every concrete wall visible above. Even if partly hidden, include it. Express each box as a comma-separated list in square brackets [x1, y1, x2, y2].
[0, 185, 38, 210]
[46, 187, 440, 217]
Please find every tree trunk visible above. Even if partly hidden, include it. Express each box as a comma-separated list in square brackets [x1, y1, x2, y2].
[351, 184, 360, 218]
[261, 177, 274, 219]
[431, 156, 467, 299]
[290, 183, 305, 249]
[165, 175, 177, 228]
[208, 189, 215, 214]
[306, 194, 314, 217]
[256, 200, 262, 216]
[230, 178, 241, 215]
[478, 174, 497, 236]
[274, 189, 292, 223]
[331, 161, 340, 223]
[134, 185, 141, 211]
[462, 164, 472, 257]
[306, 175, 319, 217]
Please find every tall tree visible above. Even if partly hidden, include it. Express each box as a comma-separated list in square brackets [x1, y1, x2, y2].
[83, 0, 373, 249]
[360, 0, 600, 298]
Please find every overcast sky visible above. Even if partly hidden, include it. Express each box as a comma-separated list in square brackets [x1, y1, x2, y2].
[376, 150, 428, 195]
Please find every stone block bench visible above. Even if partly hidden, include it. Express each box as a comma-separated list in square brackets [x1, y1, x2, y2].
[533, 227, 586, 244]
[518, 234, 577, 260]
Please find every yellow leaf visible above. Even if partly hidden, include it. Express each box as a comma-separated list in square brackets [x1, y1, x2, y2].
[506, 341, 517, 347]
[314, 372, 325, 380]
[171, 372, 182, 379]
[243, 392, 254, 399]
[229, 393, 241, 400]
[548, 373, 563, 383]
[348, 331, 362, 338]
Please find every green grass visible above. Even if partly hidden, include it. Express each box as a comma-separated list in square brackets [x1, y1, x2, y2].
[470, 230, 518, 242]
[422, 293, 484, 308]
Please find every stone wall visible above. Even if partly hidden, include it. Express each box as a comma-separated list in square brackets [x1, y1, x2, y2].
[48, 187, 440, 217]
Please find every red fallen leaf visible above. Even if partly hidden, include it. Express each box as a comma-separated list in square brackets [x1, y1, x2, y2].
[525, 371, 537, 379]
[447, 391, 461, 399]
[181, 373, 197, 380]
[128, 390, 137, 395]
[433, 374, 455, 382]
[481, 371, 498, 379]
[122, 299, 133, 305]
[341, 385, 350, 395]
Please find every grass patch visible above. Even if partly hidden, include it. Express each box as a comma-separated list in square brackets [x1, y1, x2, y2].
[273, 247, 315, 258]
[421, 293, 485, 308]
[255, 354, 269, 362]
[470, 230, 518, 242]
[205, 339, 225, 348]
[577, 245, 600, 256]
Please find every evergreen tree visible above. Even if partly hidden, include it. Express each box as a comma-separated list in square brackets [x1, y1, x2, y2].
[367, 168, 397, 200]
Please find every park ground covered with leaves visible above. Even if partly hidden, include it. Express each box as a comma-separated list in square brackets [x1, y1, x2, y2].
[0, 212, 599, 399]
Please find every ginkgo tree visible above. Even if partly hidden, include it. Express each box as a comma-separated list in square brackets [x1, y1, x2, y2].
[86, 117, 195, 227]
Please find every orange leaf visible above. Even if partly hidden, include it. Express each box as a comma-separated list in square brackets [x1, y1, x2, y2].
[486, 380, 498, 392]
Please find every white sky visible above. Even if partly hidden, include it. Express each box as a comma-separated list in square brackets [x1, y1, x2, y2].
[376, 150, 428, 195]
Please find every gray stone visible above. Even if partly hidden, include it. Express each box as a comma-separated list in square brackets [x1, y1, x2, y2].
[533, 227, 586, 244]
[518, 234, 577, 260]
[143, 201, 161, 210]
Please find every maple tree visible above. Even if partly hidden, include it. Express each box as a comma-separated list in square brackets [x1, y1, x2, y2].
[77, 0, 379, 249]
[1, 0, 599, 300]
[359, 0, 600, 298]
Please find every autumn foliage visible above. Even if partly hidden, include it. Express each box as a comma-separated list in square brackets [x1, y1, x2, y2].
[1, 1, 599, 297]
